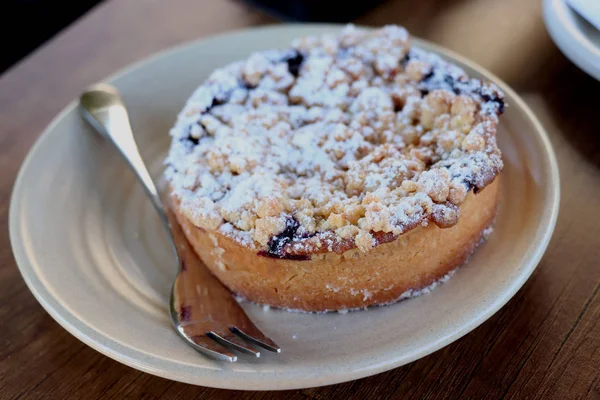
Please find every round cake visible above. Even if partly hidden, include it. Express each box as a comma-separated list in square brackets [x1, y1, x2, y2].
[165, 25, 504, 312]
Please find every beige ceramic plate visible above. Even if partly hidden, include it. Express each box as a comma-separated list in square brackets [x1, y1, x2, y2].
[10, 25, 559, 390]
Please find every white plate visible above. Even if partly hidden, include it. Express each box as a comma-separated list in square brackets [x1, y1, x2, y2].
[10, 25, 560, 390]
[544, 0, 600, 80]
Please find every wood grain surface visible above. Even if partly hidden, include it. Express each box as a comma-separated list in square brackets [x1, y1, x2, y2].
[1, 0, 599, 398]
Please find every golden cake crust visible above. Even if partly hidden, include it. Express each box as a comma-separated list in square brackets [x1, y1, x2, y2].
[170, 178, 498, 312]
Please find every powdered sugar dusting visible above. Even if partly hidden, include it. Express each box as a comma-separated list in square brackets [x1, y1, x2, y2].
[166, 25, 504, 255]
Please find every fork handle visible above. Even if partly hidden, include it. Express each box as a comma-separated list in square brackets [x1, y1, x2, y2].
[80, 84, 175, 257]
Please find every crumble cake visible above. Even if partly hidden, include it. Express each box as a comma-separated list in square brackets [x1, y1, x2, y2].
[165, 25, 504, 311]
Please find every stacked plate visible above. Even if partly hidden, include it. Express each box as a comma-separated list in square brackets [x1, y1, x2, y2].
[544, 0, 600, 80]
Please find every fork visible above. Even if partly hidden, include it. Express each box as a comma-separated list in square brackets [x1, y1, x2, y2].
[79, 83, 281, 362]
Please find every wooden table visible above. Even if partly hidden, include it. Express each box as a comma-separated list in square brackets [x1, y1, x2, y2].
[1, 0, 599, 398]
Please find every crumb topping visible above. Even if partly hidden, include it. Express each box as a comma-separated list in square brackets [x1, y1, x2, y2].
[165, 25, 504, 257]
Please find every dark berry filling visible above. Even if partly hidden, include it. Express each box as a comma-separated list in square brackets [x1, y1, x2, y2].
[421, 69, 435, 83]
[257, 217, 310, 260]
[183, 91, 237, 147]
[418, 71, 504, 114]
[400, 53, 411, 67]
[462, 179, 474, 191]
[207, 96, 225, 112]
[420, 71, 464, 96]
[478, 89, 505, 113]
[258, 251, 310, 261]
[183, 122, 203, 145]
[185, 135, 200, 145]
[268, 217, 300, 254]
[444, 75, 461, 95]
[283, 50, 304, 78]
[179, 305, 192, 321]
[242, 81, 257, 90]
[419, 70, 435, 96]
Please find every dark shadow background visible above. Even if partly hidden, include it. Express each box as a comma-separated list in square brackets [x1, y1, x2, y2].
[0, 0, 391, 74]
[0, 1, 106, 73]
[242, 0, 388, 23]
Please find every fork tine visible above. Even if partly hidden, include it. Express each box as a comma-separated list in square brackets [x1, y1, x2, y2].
[231, 326, 281, 353]
[208, 331, 261, 357]
[189, 335, 238, 362]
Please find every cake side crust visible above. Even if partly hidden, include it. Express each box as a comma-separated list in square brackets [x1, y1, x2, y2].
[170, 177, 499, 311]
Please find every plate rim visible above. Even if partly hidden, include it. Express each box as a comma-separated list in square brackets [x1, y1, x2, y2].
[9, 23, 561, 390]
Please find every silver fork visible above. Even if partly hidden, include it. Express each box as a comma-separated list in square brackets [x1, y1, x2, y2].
[79, 83, 281, 362]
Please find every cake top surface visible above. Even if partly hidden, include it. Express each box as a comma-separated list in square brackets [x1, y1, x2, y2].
[165, 25, 504, 258]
